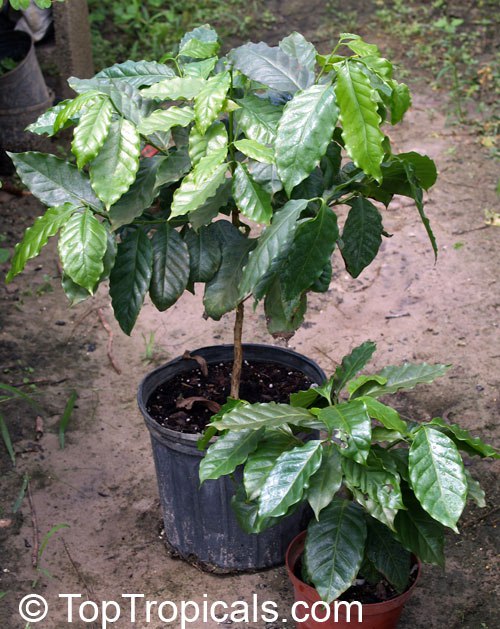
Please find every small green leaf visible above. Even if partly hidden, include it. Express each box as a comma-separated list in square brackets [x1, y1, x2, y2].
[189, 121, 227, 167]
[233, 139, 274, 164]
[464, 469, 486, 508]
[341, 197, 384, 278]
[409, 426, 467, 532]
[233, 163, 273, 224]
[236, 94, 282, 144]
[6, 204, 74, 282]
[194, 71, 231, 134]
[90, 118, 140, 209]
[318, 400, 371, 464]
[179, 38, 220, 60]
[150, 224, 189, 311]
[389, 81, 411, 124]
[170, 162, 228, 218]
[184, 225, 221, 283]
[26, 100, 73, 136]
[357, 363, 451, 397]
[276, 84, 338, 195]
[54, 91, 100, 133]
[72, 98, 114, 168]
[332, 341, 377, 396]
[138, 106, 195, 135]
[306, 444, 343, 519]
[264, 276, 307, 336]
[259, 440, 323, 518]
[141, 77, 206, 100]
[58, 209, 108, 291]
[347, 375, 387, 397]
[427, 417, 498, 459]
[304, 499, 366, 603]
[109, 229, 153, 335]
[200, 428, 265, 482]
[182, 57, 218, 79]
[358, 396, 408, 434]
[212, 402, 315, 431]
[335, 60, 384, 182]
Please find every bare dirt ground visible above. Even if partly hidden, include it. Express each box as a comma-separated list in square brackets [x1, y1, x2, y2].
[1, 2, 499, 628]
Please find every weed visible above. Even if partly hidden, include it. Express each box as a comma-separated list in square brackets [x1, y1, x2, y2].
[59, 390, 78, 449]
[33, 522, 70, 586]
[0, 383, 41, 465]
[12, 474, 29, 513]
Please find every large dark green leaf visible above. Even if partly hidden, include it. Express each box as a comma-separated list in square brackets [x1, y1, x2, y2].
[6, 204, 74, 282]
[90, 118, 141, 209]
[258, 440, 323, 518]
[335, 60, 384, 182]
[395, 484, 445, 567]
[212, 402, 315, 431]
[109, 229, 153, 334]
[150, 224, 189, 311]
[184, 225, 221, 283]
[236, 94, 282, 144]
[365, 516, 411, 593]
[276, 84, 338, 195]
[306, 444, 343, 519]
[95, 60, 176, 87]
[199, 428, 264, 482]
[155, 150, 192, 187]
[203, 221, 255, 320]
[409, 426, 467, 532]
[281, 203, 338, 300]
[8, 152, 102, 210]
[318, 400, 371, 464]
[231, 485, 279, 534]
[264, 276, 307, 336]
[233, 163, 273, 225]
[340, 197, 383, 278]
[243, 429, 299, 500]
[230, 42, 313, 93]
[304, 499, 366, 603]
[58, 209, 108, 291]
[381, 153, 437, 193]
[239, 199, 308, 297]
[428, 418, 498, 459]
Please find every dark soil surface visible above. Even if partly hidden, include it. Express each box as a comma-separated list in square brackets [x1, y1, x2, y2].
[147, 361, 313, 432]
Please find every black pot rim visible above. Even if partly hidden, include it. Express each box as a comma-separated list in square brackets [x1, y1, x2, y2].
[138, 343, 325, 445]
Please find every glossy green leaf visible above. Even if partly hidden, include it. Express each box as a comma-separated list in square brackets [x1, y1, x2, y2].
[403, 161, 438, 259]
[200, 428, 265, 482]
[109, 156, 163, 229]
[341, 197, 383, 278]
[233, 139, 274, 164]
[249, 161, 284, 194]
[212, 402, 315, 431]
[357, 363, 451, 398]
[54, 91, 100, 133]
[233, 163, 273, 224]
[259, 440, 323, 518]
[306, 444, 343, 519]
[230, 42, 314, 93]
[61, 274, 91, 306]
[26, 101, 73, 136]
[149, 224, 189, 311]
[58, 209, 108, 291]
[184, 225, 221, 283]
[95, 60, 176, 87]
[342, 33, 380, 57]
[276, 85, 338, 195]
[335, 60, 384, 182]
[382, 152, 437, 192]
[428, 417, 498, 459]
[6, 204, 74, 282]
[464, 469, 486, 508]
[343, 457, 404, 529]
[304, 499, 366, 603]
[194, 71, 231, 134]
[138, 106, 195, 135]
[365, 517, 411, 593]
[279, 32, 317, 72]
[189, 121, 228, 167]
[109, 229, 153, 335]
[191, 147, 227, 184]
[358, 397, 408, 434]
[239, 199, 308, 297]
[243, 430, 299, 500]
[389, 81, 411, 124]
[155, 150, 191, 187]
[141, 77, 206, 100]
[71, 98, 113, 168]
[236, 95, 282, 144]
[179, 38, 220, 60]
[231, 485, 279, 534]
[347, 375, 387, 397]
[409, 426, 467, 532]
[332, 341, 377, 397]
[90, 118, 140, 209]
[182, 57, 218, 79]
[9, 152, 102, 210]
[170, 162, 227, 218]
[318, 400, 371, 463]
[188, 180, 232, 230]
[395, 484, 445, 567]
[203, 220, 255, 320]
[264, 276, 307, 336]
[281, 203, 338, 300]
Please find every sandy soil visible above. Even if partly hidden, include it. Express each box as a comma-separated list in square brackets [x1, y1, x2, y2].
[1, 5, 499, 629]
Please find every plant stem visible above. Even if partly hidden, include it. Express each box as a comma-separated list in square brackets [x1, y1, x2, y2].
[230, 302, 244, 399]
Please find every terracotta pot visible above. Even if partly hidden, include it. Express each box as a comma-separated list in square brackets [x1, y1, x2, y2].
[286, 531, 421, 629]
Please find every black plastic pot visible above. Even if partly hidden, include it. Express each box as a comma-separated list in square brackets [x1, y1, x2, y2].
[0, 31, 53, 173]
[138, 344, 326, 573]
